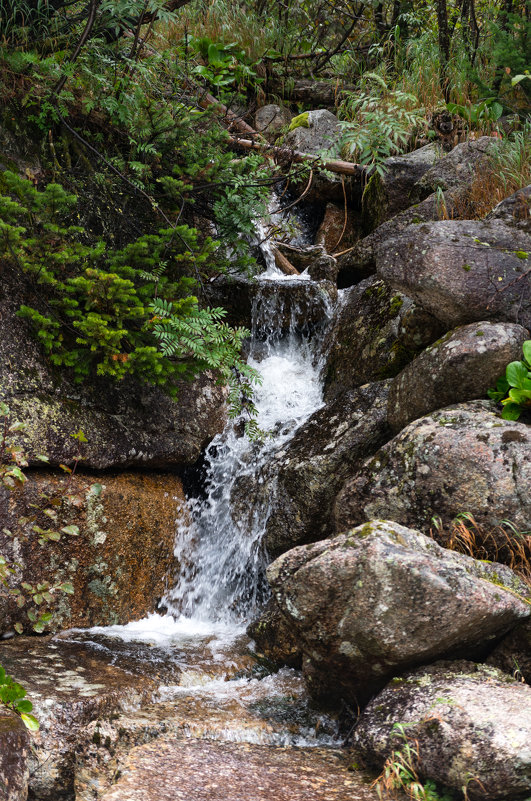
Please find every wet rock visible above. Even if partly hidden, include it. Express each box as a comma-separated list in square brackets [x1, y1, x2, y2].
[0, 471, 186, 632]
[0, 636, 158, 801]
[307, 254, 338, 283]
[411, 136, 501, 202]
[252, 278, 337, 340]
[267, 520, 530, 706]
[0, 708, 29, 801]
[0, 264, 227, 470]
[98, 738, 378, 801]
[204, 272, 336, 338]
[353, 661, 531, 800]
[247, 600, 302, 668]
[487, 184, 531, 234]
[361, 143, 441, 233]
[255, 104, 293, 142]
[262, 381, 391, 556]
[323, 277, 443, 401]
[274, 243, 327, 272]
[488, 618, 531, 685]
[335, 402, 531, 536]
[388, 321, 529, 433]
[376, 219, 531, 329]
[315, 203, 359, 254]
[203, 274, 256, 329]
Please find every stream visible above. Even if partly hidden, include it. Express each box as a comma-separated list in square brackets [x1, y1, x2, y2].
[2, 255, 380, 800]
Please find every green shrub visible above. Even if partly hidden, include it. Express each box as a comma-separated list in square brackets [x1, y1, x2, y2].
[488, 340, 531, 421]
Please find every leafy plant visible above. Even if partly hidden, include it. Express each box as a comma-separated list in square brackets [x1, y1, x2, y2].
[446, 98, 503, 129]
[0, 666, 38, 731]
[488, 340, 531, 421]
[0, 170, 259, 422]
[189, 35, 258, 89]
[339, 74, 427, 176]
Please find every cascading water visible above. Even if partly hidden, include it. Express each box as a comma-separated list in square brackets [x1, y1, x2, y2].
[79, 233, 341, 755]
[164, 262, 327, 626]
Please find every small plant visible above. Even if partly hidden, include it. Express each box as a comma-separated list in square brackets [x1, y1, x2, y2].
[0, 666, 38, 731]
[446, 98, 503, 131]
[188, 35, 258, 90]
[339, 74, 427, 176]
[373, 723, 454, 800]
[488, 340, 531, 421]
[430, 513, 531, 586]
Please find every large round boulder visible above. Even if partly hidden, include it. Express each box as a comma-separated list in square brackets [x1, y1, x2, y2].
[323, 277, 443, 401]
[267, 520, 530, 706]
[335, 402, 531, 536]
[376, 219, 531, 329]
[361, 143, 441, 232]
[388, 321, 529, 432]
[353, 661, 531, 800]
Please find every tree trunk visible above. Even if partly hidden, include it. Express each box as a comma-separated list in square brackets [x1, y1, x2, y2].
[436, 0, 451, 102]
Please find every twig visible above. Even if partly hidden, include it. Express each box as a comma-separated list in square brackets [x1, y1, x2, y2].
[330, 175, 348, 252]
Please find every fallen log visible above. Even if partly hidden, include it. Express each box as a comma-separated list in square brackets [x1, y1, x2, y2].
[272, 247, 300, 276]
[266, 78, 357, 107]
[230, 137, 364, 178]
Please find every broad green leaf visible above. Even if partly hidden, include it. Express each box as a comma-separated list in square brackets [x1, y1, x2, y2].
[15, 699, 32, 714]
[20, 713, 39, 731]
[522, 341, 531, 365]
[501, 402, 522, 420]
[59, 582, 74, 594]
[61, 525, 80, 536]
[506, 361, 529, 388]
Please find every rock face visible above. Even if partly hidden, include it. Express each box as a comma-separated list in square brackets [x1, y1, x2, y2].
[353, 661, 531, 801]
[488, 618, 531, 685]
[376, 219, 531, 330]
[247, 599, 302, 668]
[323, 277, 443, 401]
[267, 521, 530, 706]
[0, 265, 227, 470]
[361, 143, 441, 232]
[204, 274, 336, 339]
[283, 109, 340, 155]
[0, 708, 29, 801]
[335, 402, 531, 536]
[0, 471, 186, 633]
[0, 636, 158, 801]
[254, 104, 293, 142]
[315, 203, 359, 254]
[388, 321, 529, 432]
[261, 381, 391, 556]
[487, 184, 531, 233]
[411, 136, 500, 201]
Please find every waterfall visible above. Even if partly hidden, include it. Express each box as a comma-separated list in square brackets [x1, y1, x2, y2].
[164, 263, 329, 626]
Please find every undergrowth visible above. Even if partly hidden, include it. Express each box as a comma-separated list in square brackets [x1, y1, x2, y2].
[430, 513, 531, 587]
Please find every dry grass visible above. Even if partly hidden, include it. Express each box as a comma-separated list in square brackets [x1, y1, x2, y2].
[430, 513, 531, 587]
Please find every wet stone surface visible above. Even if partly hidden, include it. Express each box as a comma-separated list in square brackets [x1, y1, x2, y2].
[98, 738, 379, 801]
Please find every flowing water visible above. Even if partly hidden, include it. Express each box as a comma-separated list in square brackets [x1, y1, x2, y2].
[46, 254, 383, 800]
[82, 261, 335, 741]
